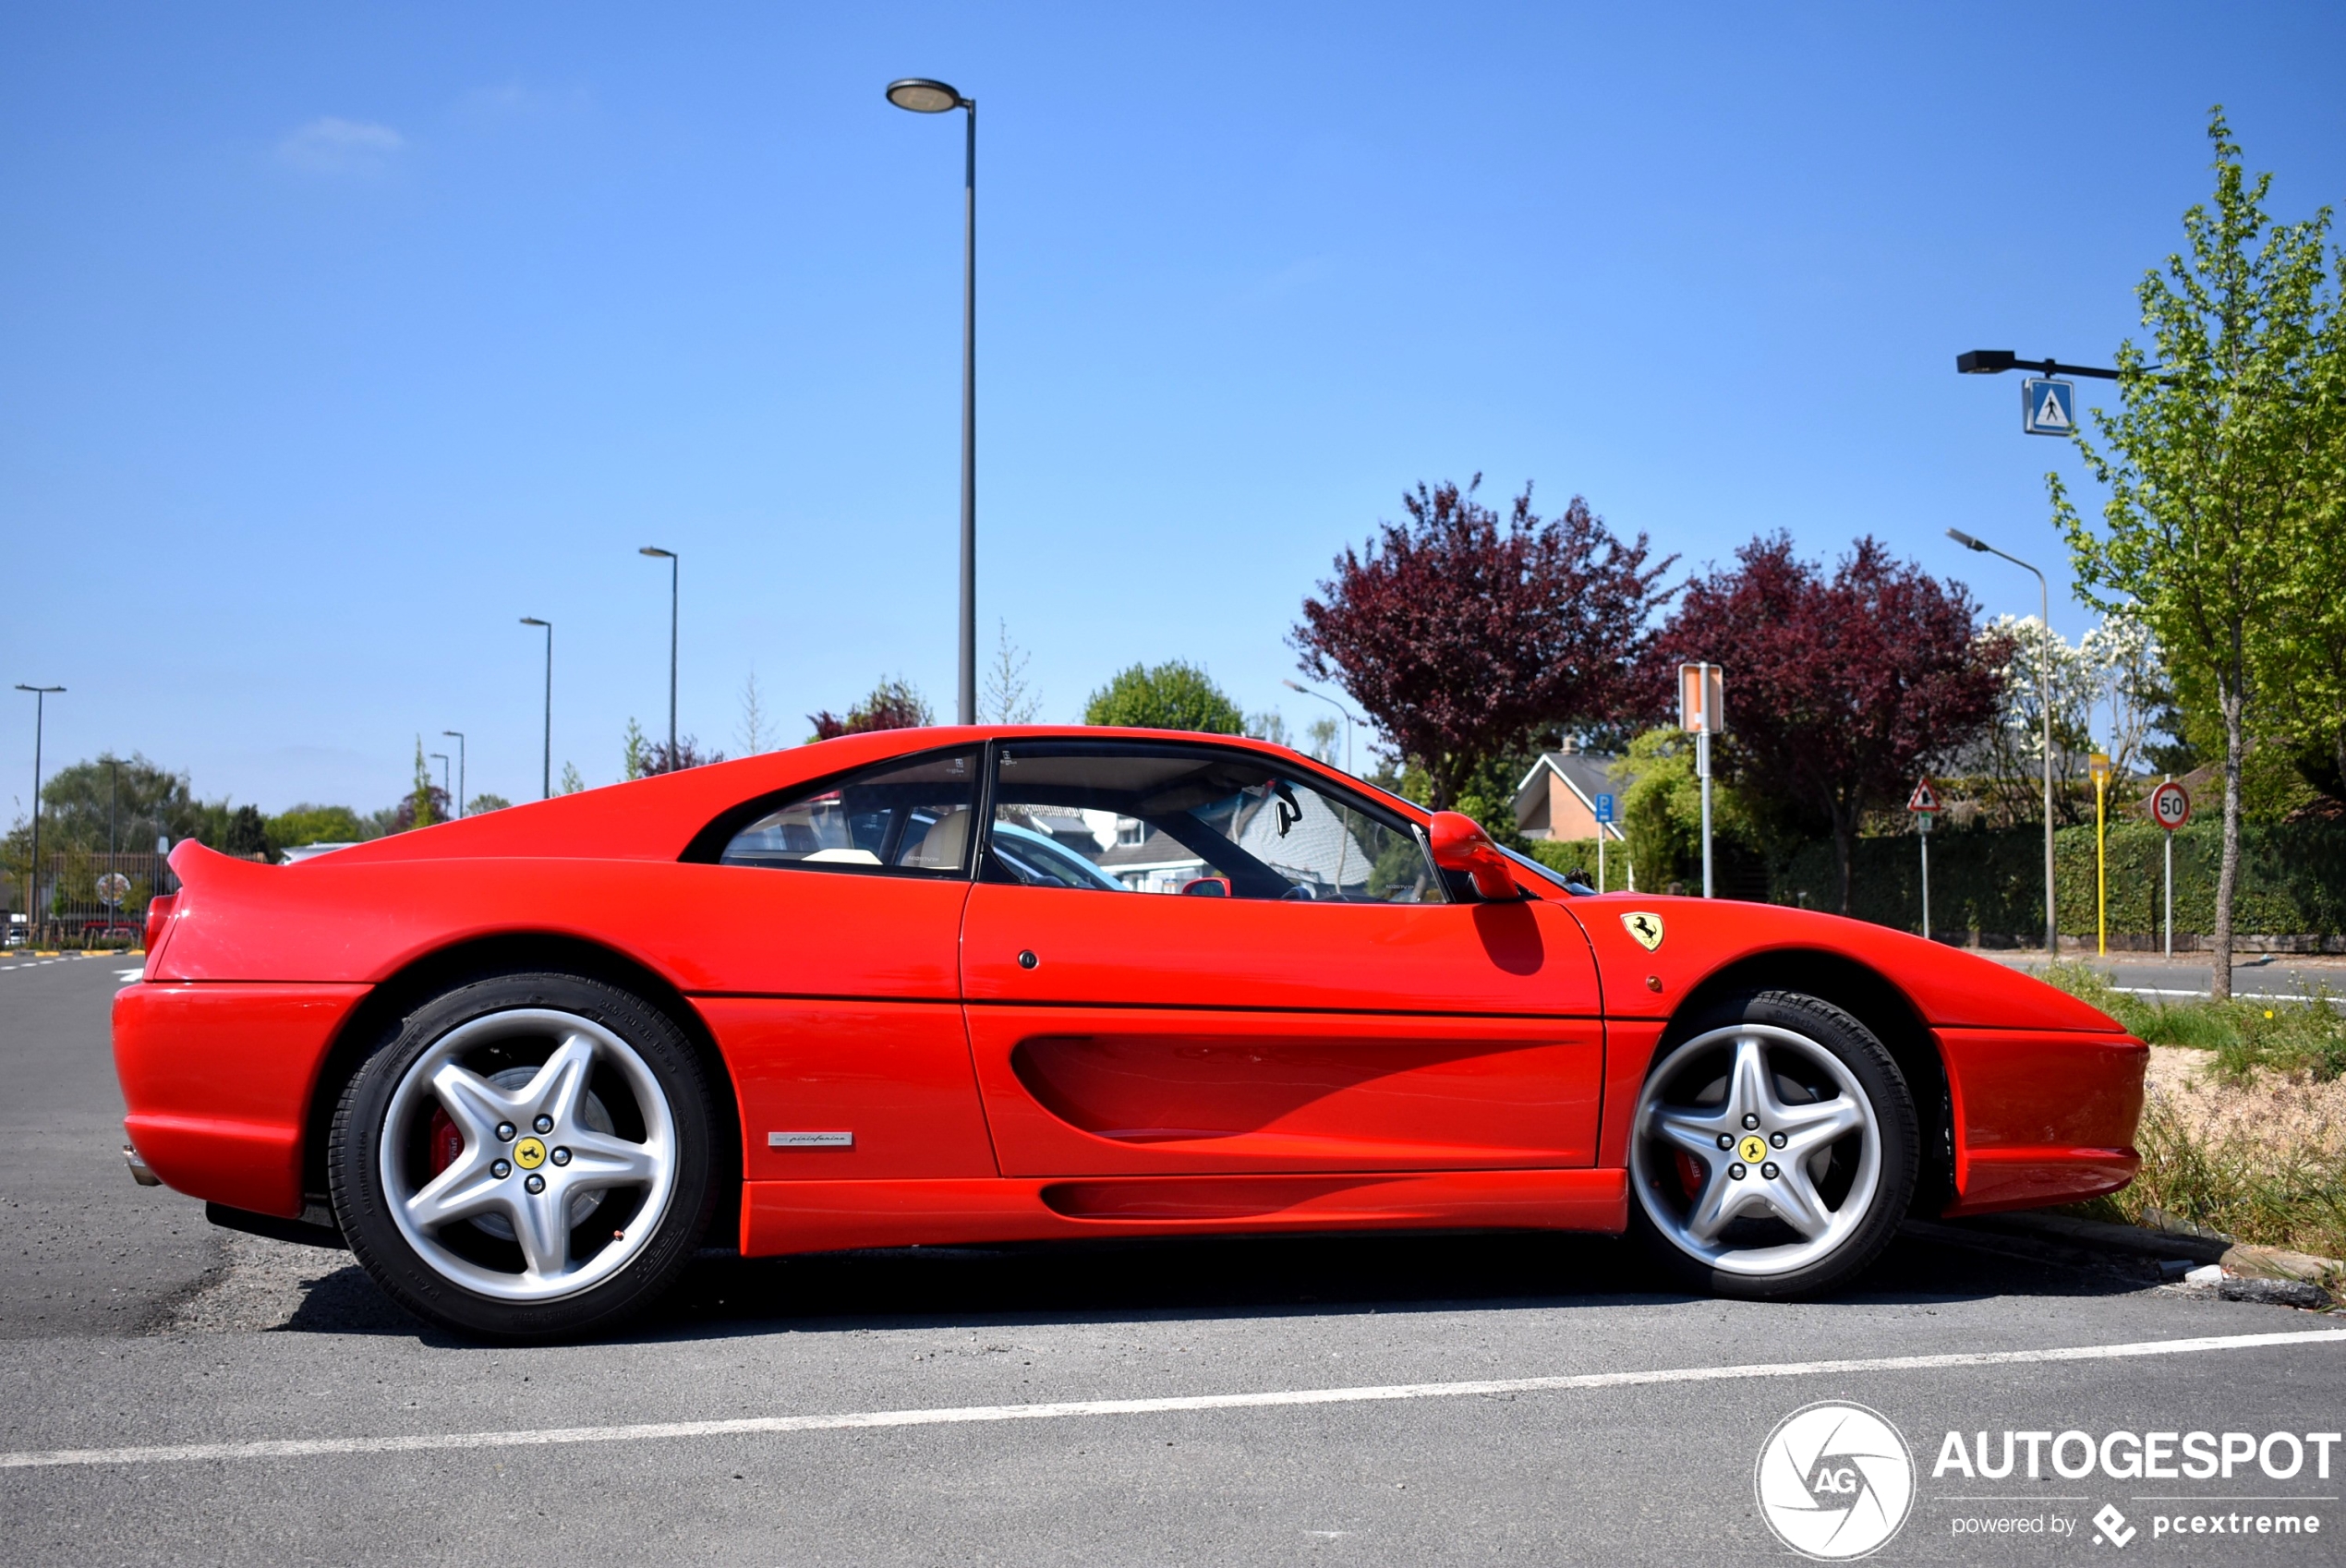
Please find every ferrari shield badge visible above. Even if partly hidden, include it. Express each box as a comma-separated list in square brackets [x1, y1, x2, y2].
[1621, 911, 1664, 952]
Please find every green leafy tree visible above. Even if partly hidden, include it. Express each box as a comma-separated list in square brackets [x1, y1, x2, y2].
[1082, 660, 1244, 734]
[558, 762, 586, 796]
[2051, 110, 2339, 995]
[623, 718, 650, 781]
[465, 792, 514, 815]
[269, 804, 369, 847]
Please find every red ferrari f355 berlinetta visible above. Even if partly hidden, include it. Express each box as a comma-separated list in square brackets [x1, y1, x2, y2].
[115, 728, 2146, 1338]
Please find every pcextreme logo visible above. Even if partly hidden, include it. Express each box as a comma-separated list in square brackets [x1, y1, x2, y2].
[1755, 1402, 1916, 1561]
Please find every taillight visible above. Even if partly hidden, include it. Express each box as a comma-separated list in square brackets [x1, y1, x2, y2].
[143, 894, 177, 955]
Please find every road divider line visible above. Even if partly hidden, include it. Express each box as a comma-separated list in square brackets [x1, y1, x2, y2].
[5, 1327, 2341, 1470]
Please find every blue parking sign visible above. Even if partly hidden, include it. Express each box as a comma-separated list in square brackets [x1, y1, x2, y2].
[1594, 792, 1615, 825]
[2022, 377, 2075, 437]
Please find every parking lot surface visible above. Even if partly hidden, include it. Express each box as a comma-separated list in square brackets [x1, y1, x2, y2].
[4, 956, 2340, 1565]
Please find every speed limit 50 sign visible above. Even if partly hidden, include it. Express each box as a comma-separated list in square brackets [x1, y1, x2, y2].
[2150, 780, 2191, 831]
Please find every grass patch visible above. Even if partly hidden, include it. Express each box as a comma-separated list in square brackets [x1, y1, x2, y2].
[2038, 961, 2346, 1081]
[2093, 1099, 2346, 1263]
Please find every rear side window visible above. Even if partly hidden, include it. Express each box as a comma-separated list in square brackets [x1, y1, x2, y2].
[720, 749, 980, 876]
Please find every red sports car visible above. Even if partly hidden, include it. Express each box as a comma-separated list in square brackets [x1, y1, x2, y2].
[114, 727, 2146, 1339]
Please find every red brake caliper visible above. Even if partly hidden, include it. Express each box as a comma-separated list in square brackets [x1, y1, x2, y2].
[426, 1106, 463, 1176]
[1675, 1151, 1707, 1200]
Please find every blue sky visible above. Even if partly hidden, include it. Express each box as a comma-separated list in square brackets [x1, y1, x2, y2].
[5, 4, 2342, 816]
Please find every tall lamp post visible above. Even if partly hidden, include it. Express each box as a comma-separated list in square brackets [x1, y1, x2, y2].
[1280, 679, 1362, 776]
[887, 76, 978, 725]
[639, 548, 678, 767]
[441, 730, 466, 819]
[519, 618, 552, 800]
[1948, 529, 2057, 956]
[15, 684, 64, 940]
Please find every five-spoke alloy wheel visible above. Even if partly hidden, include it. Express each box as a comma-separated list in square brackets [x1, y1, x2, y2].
[331, 971, 717, 1340]
[1627, 991, 1917, 1298]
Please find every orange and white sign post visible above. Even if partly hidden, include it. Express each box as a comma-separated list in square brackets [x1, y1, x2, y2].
[1679, 663, 1725, 898]
[2150, 778, 2190, 959]
[1906, 778, 1942, 941]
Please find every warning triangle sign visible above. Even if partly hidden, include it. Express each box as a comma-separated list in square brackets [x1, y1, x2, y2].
[2035, 387, 2070, 428]
[1906, 778, 1941, 814]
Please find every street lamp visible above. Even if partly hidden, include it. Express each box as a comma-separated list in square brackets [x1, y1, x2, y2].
[1280, 679, 1362, 776]
[639, 547, 678, 769]
[15, 684, 64, 941]
[519, 618, 552, 800]
[887, 76, 978, 726]
[441, 730, 466, 819]
[1949, 529, 2057, 956]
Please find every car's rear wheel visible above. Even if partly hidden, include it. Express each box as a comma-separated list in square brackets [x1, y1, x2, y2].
[1626, 991, 1916, 1299]
[329, 971, 716, 1340]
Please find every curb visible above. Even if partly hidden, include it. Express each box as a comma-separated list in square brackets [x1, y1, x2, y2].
[1979, 1210, 2342, 1286]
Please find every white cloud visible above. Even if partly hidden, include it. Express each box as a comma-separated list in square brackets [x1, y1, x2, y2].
[275, 116, 405, 173]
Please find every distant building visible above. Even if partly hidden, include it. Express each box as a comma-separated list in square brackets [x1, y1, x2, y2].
[1511, 746, 1626, 845]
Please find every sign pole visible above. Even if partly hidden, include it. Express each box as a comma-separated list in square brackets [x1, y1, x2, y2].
[1905, 777, 1942, 941]
[1678, 663, 1723, 900]
[2149, 778, 2189, 961]
[2090, 753, 2111, 959]
[1696, 730, 1712, 899]
[1593, 791, 1616, 895]
[1918, 811, 1931, 941]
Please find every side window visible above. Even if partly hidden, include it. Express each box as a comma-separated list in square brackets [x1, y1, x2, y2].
[720, 749, 980, 876]
[983, 742, 1443, 903]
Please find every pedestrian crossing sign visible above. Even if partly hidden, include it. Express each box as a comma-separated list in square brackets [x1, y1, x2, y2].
[2022, 377, 2075, 436]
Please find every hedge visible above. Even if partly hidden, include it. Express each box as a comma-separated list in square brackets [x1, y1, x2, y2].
[1768, 821, 2346, 938]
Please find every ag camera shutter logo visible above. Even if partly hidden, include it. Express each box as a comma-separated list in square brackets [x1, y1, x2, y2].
[1755, 1402, 1916, 1560]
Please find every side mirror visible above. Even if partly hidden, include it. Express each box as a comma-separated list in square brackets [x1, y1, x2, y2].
[1179, 876, 1230, 897]
[1426, 812, 1520, 900]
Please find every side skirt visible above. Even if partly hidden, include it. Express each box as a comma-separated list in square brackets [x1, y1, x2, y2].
[742, 1168, 1627, 1259]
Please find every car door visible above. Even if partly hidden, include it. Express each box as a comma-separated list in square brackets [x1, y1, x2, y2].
[684, 745, 998, 1183]
[961, 740, 1605, 1176]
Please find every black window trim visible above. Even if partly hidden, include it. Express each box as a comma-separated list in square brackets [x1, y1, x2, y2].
[682, 741, 988, 878]
[976, 735, 1447, 903]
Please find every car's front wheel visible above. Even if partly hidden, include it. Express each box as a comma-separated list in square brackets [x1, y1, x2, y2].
[329, 971, 717, 1340]
[1626, 990, 1917, 1299]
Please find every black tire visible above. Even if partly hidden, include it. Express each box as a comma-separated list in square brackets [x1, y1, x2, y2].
[1626, 990, 1917, 1300]
[328, 971, 718, 1341]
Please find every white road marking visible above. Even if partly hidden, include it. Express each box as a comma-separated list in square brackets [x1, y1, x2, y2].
[4, 1328, 2340, 1471]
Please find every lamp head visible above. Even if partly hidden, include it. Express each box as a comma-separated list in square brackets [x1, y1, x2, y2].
[1946, 528, 1987, 552]
[886, 78, 964, 113]
[1281, 679, 1307, 694]
[1955, 350, 2016, 375]
[639, 547, 675, 560]
[442, 730, 463, 739]
[520, 617, 550, 628]
[16, 683, 66, 694]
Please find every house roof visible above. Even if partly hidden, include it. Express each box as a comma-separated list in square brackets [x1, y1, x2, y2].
[1513, 751, 1625, 839]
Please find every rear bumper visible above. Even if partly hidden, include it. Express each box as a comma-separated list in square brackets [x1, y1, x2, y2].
[112, 982, 369, 1218]
[1936, 1025, 2147, 1217]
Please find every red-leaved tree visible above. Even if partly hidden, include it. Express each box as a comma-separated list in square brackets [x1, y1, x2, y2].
[1648, 534, 2008, 913]
[1291, 476, 1675, 810]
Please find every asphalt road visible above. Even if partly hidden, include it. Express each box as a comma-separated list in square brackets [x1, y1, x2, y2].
[1989, 952, 2346, 1007]
[3, 955, 2341, 1566]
